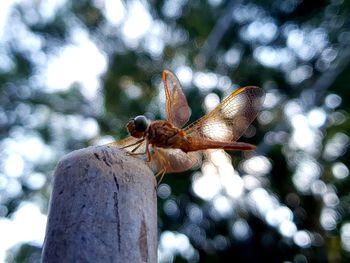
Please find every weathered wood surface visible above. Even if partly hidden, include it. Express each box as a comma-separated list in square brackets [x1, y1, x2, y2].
[41, 145, 157, 263]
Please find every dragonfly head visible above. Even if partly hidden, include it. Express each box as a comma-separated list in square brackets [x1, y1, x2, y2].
[127, 115, 150, 138]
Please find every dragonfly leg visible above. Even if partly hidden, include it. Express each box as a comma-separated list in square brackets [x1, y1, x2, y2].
[130, 141, 144, 153]
[144, 141, 152, 162]
[119, 138, 144, 150]
[128, 140, 150, 157]
[155, 168, 166, 185]
[129, 141, 153, 164]
[152, 147, 169, 185]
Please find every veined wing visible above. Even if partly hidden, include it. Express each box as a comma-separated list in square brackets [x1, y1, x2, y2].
[163, 70, 191, 128]
[151, 148, 202, 174]
[109, 137, 163, 172]
[184, 86, 264, 143]
[108, 136, 147, 154]
[109, 138, 201, 174]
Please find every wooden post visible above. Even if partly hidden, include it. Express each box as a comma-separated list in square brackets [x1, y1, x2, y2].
[41, 145, 157, 263]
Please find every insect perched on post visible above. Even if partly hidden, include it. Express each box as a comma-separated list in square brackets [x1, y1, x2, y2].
[110, 70, 264, 179]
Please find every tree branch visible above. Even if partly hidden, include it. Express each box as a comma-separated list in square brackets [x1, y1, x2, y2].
[41, 145, 157, 263]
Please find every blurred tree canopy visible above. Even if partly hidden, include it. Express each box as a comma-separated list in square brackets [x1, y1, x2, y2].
[1, 0, 350, 262]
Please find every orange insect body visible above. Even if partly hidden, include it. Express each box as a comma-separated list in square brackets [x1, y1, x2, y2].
[137, 120, 255, 153]
[110, 70, 264, 175]
[147, 121, 186, 149]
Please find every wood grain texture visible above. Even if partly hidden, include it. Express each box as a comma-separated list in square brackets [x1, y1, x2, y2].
[41, 145, 157, 263]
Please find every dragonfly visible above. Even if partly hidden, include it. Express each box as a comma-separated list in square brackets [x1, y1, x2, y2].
[109, 70, 264, 178]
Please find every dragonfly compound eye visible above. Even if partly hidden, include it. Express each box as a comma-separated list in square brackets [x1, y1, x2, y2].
[133, 115, 150, 132]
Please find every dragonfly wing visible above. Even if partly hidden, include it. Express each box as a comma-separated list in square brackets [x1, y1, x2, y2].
[185, 86, 264, 143]
[108, 138, 200, 174]
[151, 148, 202, 174]
[108, 137, 147, 154]
[163, 70, 191, 128]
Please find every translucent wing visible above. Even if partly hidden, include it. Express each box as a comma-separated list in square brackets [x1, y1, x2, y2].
[109, 138, 201, 174]
[109, 137, 163, 173]
[184, 86, 264, 143]
[151, 148, 202, 174]
[108, 136, 147, 154]
[163, 70, 191, 128]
